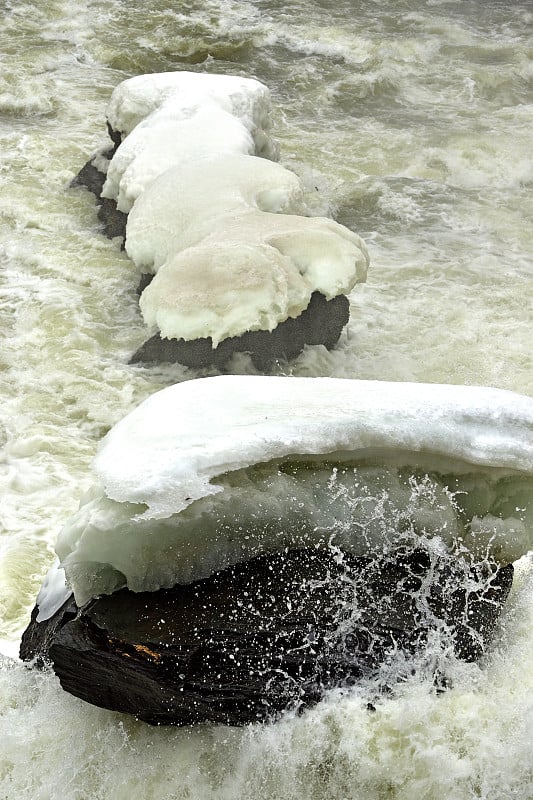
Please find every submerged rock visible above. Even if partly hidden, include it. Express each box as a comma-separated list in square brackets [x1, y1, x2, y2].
[20, 547, 513, 726]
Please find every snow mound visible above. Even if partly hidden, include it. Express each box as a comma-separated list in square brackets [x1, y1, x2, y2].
[53, 376, 533, 606]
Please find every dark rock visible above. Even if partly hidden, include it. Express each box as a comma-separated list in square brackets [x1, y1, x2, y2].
[137, 273, 154, 295]
[19, 594, 77, 667]
[70, 156, 108, 198]
[70, 154, 127, 242]
[96, 198, 128, 241]
[130, 291, 350, 370]
[21, 548, 513, 726]
[106, 123, 122, 154]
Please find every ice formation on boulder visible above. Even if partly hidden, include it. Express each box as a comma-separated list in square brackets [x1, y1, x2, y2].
[99, 72, 369, 350]
[53, 376, 533, 607]
[103, 72, 277, 212]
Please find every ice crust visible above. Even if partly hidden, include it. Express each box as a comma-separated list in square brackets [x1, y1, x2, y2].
[52, 376, 533, 607]
[103, 108, 257, 213]
[35, 559, 71, 623]
[125, 155, 307, 271]
[106, 71, 275, 141]
[100, 72, 369, 345]
[92, 376, 533, 518]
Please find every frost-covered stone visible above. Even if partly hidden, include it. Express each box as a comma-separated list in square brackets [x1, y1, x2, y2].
[52, 376, 533, 606]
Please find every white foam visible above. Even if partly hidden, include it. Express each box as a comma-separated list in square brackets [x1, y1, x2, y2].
[52, 376, 533, 606]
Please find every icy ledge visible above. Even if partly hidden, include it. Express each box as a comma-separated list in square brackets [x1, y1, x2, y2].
[96, 72, 368, 350]
[49, 376, 533, 608]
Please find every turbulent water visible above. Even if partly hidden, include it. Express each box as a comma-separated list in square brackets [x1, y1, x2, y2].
[1, 0, 532, 797]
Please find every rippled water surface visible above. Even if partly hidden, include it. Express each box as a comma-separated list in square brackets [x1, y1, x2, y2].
[1, 0, 532, 797]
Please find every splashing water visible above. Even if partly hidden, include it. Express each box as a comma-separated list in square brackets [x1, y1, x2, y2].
[1, 0, 532, 797]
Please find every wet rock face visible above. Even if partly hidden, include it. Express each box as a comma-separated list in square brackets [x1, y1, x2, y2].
[130, 291, 350, 369]
[20, 548, 513, 726]
[70, 153, 127, 242]
[19, 595, 77, 668]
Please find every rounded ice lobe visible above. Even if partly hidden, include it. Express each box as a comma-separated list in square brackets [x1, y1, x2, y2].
[106, 71, 275, 140]
[138, 212, 367, 345]
[54, 377, 533, 605]
[126, 153, 367, 344]
[92, 376, 533, 517]
[103, 108, 257, 213]
[139, 241, 312, 346]
[102, 72, 278, 211]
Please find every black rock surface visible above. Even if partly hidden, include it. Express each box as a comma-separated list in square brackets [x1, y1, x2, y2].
[19, 594, 77, 667]
[130, 291, 350, 369]
[70, 154, 127, 241]
[20, 548, 513, 726]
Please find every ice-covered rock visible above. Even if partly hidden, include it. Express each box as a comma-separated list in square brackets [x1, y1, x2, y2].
[124, 154, 366, 345]
[72, 73, 369, 363]
[103, 107, 258, 213]
[106, 71, 275, 144]
[139, 219, 365, 346]
[93, 71, 369, 360]
[125, 154, 306, 272]
[52, 376, 533, 607]
[130, 292, 351, 370]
